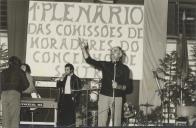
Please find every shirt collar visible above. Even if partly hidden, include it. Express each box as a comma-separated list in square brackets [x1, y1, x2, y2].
[111, 61, 121, 64]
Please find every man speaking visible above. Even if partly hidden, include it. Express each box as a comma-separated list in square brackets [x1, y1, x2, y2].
[78, 38, 131, 126]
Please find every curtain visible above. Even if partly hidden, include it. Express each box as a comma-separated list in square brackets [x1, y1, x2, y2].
[7, 0, 29, 62]
[139, 0, 168, 111]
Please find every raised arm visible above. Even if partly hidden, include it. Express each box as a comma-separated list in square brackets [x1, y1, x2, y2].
[78, 37, 104, 70]
[78, 38, 90, 59]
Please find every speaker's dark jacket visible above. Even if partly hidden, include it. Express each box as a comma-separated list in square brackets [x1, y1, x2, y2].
[56, 74, 82, 105]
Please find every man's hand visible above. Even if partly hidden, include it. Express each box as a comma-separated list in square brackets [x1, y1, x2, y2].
[112, 80, 126, 90]
[78, 37, 90, 59]
[112, 80, 117, 89]
[78, 37, 88, 49]
[55, 73, 67, 81]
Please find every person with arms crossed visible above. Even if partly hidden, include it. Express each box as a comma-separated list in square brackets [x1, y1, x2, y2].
[56, 63, 82, 127]
[0, 56, 29, 128]
[78, 38, 131, 126]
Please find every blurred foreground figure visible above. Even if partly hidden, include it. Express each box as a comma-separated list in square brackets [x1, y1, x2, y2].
[0, 56, 29, 128]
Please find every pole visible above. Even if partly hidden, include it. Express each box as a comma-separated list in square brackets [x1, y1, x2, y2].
[180, 78, 183, 105]
[86, 89, 89, 126]
[112, 63, 116, 127]
[180, 10, 188, 105]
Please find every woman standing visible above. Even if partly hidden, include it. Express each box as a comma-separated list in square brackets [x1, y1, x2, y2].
[21, 63, 37, 94]
[20, 63, 40, 121]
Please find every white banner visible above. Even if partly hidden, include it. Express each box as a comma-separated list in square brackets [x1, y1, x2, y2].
[26, 1, 144, 79]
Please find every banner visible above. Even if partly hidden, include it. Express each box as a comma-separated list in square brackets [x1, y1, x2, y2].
[26, 1, 144, 79]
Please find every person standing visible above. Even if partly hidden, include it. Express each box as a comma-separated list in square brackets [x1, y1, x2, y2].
[56, 63, 82, 127]
[78, 38, 131, 126]
[21, 63, 38, 95]
[0, 56, 29, 128]
[20, 63, 40, 121]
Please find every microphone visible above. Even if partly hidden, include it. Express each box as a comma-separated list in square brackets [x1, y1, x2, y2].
[112, 60, 116, 63]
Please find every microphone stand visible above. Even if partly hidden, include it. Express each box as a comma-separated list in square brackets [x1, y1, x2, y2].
[112, 63, 116, 127]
